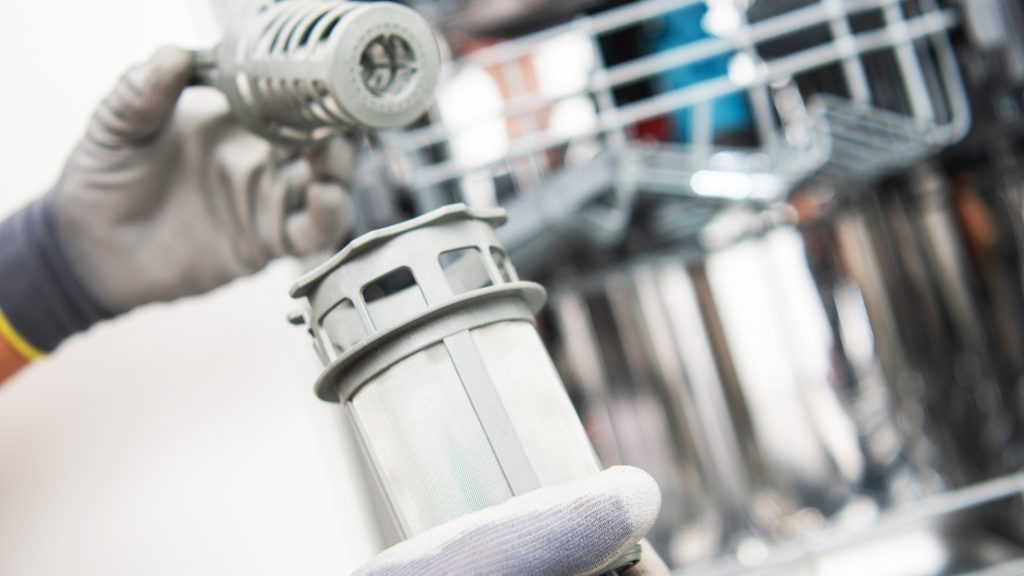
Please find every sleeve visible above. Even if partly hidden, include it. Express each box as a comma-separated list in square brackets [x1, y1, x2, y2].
[0, 197, 112, 360]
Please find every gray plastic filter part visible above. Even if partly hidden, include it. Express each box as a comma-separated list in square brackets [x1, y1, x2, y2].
[192, 1, 441, 144]
[290, 204, 641, 574]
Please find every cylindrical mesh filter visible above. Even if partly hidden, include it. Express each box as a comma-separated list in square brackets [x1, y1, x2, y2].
[193, 1, 440, 143]
[290, 204, 641, 571]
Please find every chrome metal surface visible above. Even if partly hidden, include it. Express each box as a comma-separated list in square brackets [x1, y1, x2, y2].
[548, 161, 1024, 566]
[671, 471, 1024, 576]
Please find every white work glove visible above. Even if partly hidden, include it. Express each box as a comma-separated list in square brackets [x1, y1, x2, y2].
[357, 466, 671, 576]
[50, 46, 351, 314]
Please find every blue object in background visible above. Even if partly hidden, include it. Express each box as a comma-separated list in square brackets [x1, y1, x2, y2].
[649, 4, 752, 142]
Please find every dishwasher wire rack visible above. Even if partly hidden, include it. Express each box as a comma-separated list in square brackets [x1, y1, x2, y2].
[374, 0, 970, 254]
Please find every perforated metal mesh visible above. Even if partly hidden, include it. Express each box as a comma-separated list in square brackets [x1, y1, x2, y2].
[350, 343, 513, 536]
[471, 321, 602, 486]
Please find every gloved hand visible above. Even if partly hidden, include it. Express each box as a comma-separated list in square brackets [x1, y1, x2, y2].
[356, 466, 670, 576]
[51, 46, 352, 314]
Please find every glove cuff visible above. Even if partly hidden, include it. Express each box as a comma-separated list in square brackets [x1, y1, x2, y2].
[0, 198, 113, 355]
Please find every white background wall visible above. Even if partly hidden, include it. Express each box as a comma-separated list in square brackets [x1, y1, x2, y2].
[0, 2, 380, 574]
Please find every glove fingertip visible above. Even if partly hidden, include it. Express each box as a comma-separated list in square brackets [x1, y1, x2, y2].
[145, 45, 193, 94]
[307, 181, 352, 237]
[284, 213, 320, 256]
[89, 45, 192, 147]
[131, 45, 192, 122]
[601, 466, 662, 536]
[307, 180, 346, 209]
[284, 183, 350, 256]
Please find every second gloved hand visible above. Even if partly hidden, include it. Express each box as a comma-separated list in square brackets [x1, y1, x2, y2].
[357, 466, 670, 576]
[50, 46, 352, 315]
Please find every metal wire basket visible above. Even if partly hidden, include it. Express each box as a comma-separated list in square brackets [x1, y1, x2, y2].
[373, 0, 969, 253]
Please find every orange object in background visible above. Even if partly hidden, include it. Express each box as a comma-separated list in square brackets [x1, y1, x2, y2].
[953, 172, 1000, 258]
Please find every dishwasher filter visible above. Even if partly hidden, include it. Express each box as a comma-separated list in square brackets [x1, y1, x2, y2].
[290, 204, 640, 572]
[192, 0, 441, 143]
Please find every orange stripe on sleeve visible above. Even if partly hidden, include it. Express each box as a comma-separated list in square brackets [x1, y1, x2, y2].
[0, 331, 29, 382]
[0, 306, 43, 383]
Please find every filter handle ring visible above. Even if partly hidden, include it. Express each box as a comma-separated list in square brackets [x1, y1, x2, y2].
[314, 281, 545, 402]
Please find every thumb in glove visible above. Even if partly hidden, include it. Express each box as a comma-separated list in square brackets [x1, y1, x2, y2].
[86, 45, 192, 149]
